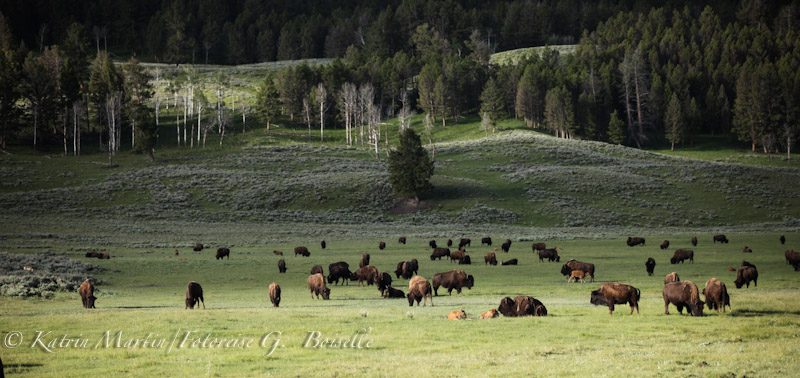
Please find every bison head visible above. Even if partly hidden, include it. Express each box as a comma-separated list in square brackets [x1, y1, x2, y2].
[406, 292, 417, 306]
[466, 275, 474, 289]
[321, 287, 331, 300]
[497, 297, 516, 317]
[670, 257, 678, 264]
[185, 297, 194, 309]
[734, 277, 744, 289]
[691, 301, 704, 316]
[560, 264, 572, 276]
[534, 304, 547, 316]
[589, 289, 608, 306]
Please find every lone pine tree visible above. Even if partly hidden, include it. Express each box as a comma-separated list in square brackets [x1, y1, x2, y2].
[388, 128, 434, 202]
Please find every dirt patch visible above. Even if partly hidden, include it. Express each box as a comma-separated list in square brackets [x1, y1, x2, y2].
[390, 198, 431, 214]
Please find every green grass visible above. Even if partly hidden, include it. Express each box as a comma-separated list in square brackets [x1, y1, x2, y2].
[647, 135, 797, 167]
[490, 44, 578, 66]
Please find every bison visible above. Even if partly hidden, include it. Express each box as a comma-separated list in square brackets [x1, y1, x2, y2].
[702, 278, 730, 313]
[273, 250, 283, 256]
[379, 241, 386, 250]
[538, 248, 561, 262]
[398, 236, 406, 244]
[447, 239, 453, 247]
[691, 236, 698, 246]
[278, 259, 287, 273]
[780, 235, 786, 245]
[458, 238, 471, 249]
[659, 240, 669, 250]
[407, 276, 433, 307]
[645, 257, 656, 276]
[742, 246, 752, 253]
[294, 246, 310, 257]
[99, 252, 110, 260]
[498, 296, 547, 317]
[450, 249, 466, 263]
[787, 249, 797, 264]
[79, 279, 96, 309]
[663, 281, 704, 316]
[85, 251, 100, 258]
[501, 259, 518, 265]
[395, 260, 416, 279]
[185, 281, 205, 309]
[308, 273, 331, 300]
[480, 309, 499, 319]
[359, 253, 371, 268]
[193, 243, 204, 252]
[430, 247, 450, 260]
[788, 251, 800, 270]
[268, 282, 281, 307]
[482, 237, 493, 246]
[484, 252, 497, 266]
[321, 240, 326, 249]
[532, 242, 547, 253]
[459, 255, 472, 265]
[561, 260, 595, 282]
[377, 272, 392, 296]
[383, 287, 405, 298]
[734, 265, 758, 288]
[432, 270, 474, 296]
[627, 237, 646, 247]
[590, 283, 640, 315]
[713, 234, 729, 244]
[351, 265, 379, 286]
[568, 270, 586, 283]
[501, 239, 511, 253]
[310, 265, 323, 275]
[407, 259, 419, 275]
[448, 310, 467, 320]
[664, 272, 680, 285]
[429, 240, 437, 249]
[216, 248, 230, 260]
[670, 249, 694, 264]
[327, 262, 352, 285]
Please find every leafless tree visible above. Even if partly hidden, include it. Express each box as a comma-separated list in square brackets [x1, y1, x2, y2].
[619, 47, 650, 148]
[316, 83, 328, 141]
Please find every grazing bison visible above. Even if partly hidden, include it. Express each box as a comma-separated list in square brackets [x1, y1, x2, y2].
[432, 270, 474, 296]
[498, 296, 547, 317]
[294, 246, 310, 257]
[590, 283, 640, 315]
[780, 235, 786, 245]
[278, 259, 287, 273]
[501, 259, 518, 265]
[501, 239, 511, 253]
[407, 276, 433, 307]
[532, 242, 547, 253]
[691, 236, 698, 246]
[310, 265, 323, 275]
[568, 270, 586, 283]
[377, 272, 392, 296]
[786, 249, 797, 264]
[216, 248, 230, 260]
[538, 248, 561, 262]
[268, 282, 281, 307]
[185, 281, 205, 309]
[734, 265, 758, 288]
[430, 247, 450, 260]
[351, 265, 379, 286]
[327, 262, 352, 285]
[321, 240, 326, 249]
[308, 273, 331, 300]
[360, 253, 371, 268]
[742, 246, 752, 253]
[407, 259, 419, 275]
[429, 240, 437, 249]
[645, 257, 656, 276]
[193, 243, 204, 252]
[459, 255, 472, 265]
[670, 249, 694, 264]
[398, 236, 406, 244]
[450, 249, 466, 263]
[485, 252, 498, 266]
[480, 309, 499, 319]
[663, 281, 704, 316]
[561, 260, 595, 282]
[458, 238, 471, 249]
[79, 279, 96, 309]
[383, 287, 405, 298]
[741, 260, 756, 268]
[482, 237, 493, 246]
[703, 278, 730, 313]
[788, 251, 800, 271]
[379, 241, 386, 250]
[660, 240, 670, 250]
[447, 239, 453, 247]
[664, 272, 680, 285]
[273, 250, 283, 256]
[713, 234, 729, 244]
[627, 237, 646, 247]
[395, 260, 416, 279]
[448, 310, 467, 320]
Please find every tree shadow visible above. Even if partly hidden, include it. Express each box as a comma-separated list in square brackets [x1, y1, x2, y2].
[729, 309, 800, 317]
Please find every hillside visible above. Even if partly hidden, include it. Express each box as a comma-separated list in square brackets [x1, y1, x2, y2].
[489, 44, 577, 65]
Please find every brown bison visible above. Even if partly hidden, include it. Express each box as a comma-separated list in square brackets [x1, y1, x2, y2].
[377, 272, 392, 296]
[459, 255, 472, 265]
[79, 279, 96, 309]
[407, 276, 433, 307]
[691, 236, 698, 246]
[398, 236, 406, 244]
[501, 259, 518, 265]
[307, 273, 331, 299]
[216, 248, 230, 260]
[294, 246, 310, 257]
[590, 283, 640, 315]
[448, 310, 467, 320]
[561, 260, 595, 282]
[703, 278, 730, 313]
[660, 240, 669, 250]
[431, 270, 474, 296]
[273, 250, 283, 256]
[429, 240, 437, 249]
[786, 249, 798, 264]
[788, 251, 800, 270]
[734, 265, 758, 288]
[627, 237, 646, 247]
[394, 259, 417, 279]
[713, 234, 729, 244]
[568, 270, 586, 283]
[498, 296, 547, 317]
[185, 281, 205, 309]
[310, 265, 323, 275]
[645, 257, 656, 276]
[327, 262, 352, 285]
[394, 261, 406, 278]
[85, 251, 101, 258]
[670, 249, 694, 264]
[383, 287, 405, 298]
[320, 240, 326, 249]
[480, 309, 499, 319]
[193, 243, 204, 252]
[532, 242, 547, 252]
[780, 235, 786, 245]
[351, 265, 379, 286]
[99, 252, 110, 259]
[485, 252, 497, 266]
[501, 239, 512, 253]
[664, 272, 680, 285]
[482, 237, 493, 246]
[278, 259, 287, 273]
[742, 246, 752, 253]
[447, 239, 453, 247]
[430, 247, 450, 260]
[379, 241, 386, 250]
[407, 259, 419, 275]
[174, 249, 179, 256]
[359, 253, 371, 268]
[538, 248, 561, 262]
[458, 238, 471, 249]
[268, 282, 281, 307]
[450, 249, 466, 263]
[663, 281, 704, 316]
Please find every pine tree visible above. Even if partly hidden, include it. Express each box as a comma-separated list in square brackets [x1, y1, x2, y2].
[664, 93, 683, 151]
[255, 73, 281, 130]
[608, 110, 625, 145]
[479, 77, 505, 134]
[388, 128, 434, 202]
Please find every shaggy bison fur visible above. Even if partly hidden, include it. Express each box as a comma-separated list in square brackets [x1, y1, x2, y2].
[430, 247, 450, 260]
[561, 260, 595, 282]
[670, 249, 694, 264]
[538, 248, 560, 262]
[268, 282, 281, 307]
[590, 282, 640, 315]
[294, 246, 310, 257]
[459, 255, 472, 265]
[359, 253, 371, 268]
[431, 270, 474, 296]
[327, 262, 352, 285]
[703, 278, 730, 313]
[484, 252, 497, 266]
[278, 259, 287, 273]
[377, 272, 392, 296]
[532, 242, 547, 252]
[664, 272, 680, 285]
[185, 281, 205, 309]
[458, 238, 471, 249]
[351, 265, 379, 286]
[663, 281, 704, 316]
[216, 248, 230, 260]
[734, 265, 758, 289]
[497, 296, 547, 317]
[307, 273, 331, 299]
[645, 257, 656, 276]
[310, 265, 323, 275]
[627, 237, 646, 247]
[407, 276, 433, 307]
[79, 279, 96, 309]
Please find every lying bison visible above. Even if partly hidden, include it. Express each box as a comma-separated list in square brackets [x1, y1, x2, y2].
[216, 248, 230, 260]
[538, 248, 560, 262]
[485, 252, 497, 266]
[670, 249, 694, 264]
[482, 237, 493, 246]
[459, 255, 472, 265]
[498, 296, 547, 317]
[480, 309, 499, 319]
[430, 247, 450, 260]
[278, 259, 287, 273]
[663, 281, 704, 316]
[561, 260, 595, 282]
[742, 246, 752, 253]
[377, 272, 392, 296]
[327, 262, 352, 285]
[351, 265, 379, 286]
[294, 246, 310, 257]
[79, 279, 96, 309]
[268, 282, 281, 307]
[645, 257, 656, 276]
[448, 310, 467, 320]
[501, 259, 518, 265]
[308, 273, 331, 299]
[193, 243, 204, 252]
[359, 253, 370, 268]
[627, 237, 646, 247]
[734, 265, 758, 288]
[590, 283, 640, 315]
[431, 270, 474, 296]
[407, 276, 433, 307]
[273, 250, 283, 256]
[310, 265, 323, 275]
[713, 234, 729, 244]
[398, 236, 406, 244]
[664, 272, 680, 284]
[185, 281, 205, 309]
[703, 278, 730, 313]
[383, 287, 405, 298]
[660, 240, 670, 250]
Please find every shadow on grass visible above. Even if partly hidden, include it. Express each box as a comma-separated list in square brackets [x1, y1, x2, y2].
[729, 309, 800, 317]
[116, 305, 176, 309]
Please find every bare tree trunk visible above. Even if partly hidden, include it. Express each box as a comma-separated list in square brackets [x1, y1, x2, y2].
[63, 106, 68, 156]
[33, 105, 38, 154]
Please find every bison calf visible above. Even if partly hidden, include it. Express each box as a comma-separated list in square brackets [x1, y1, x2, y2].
[480, 309, 499, 319]
[590, 283, 640, 315]
[383, 287, 405, 298]
[448, 310, 467, 320]
[568, 270, 586, 283]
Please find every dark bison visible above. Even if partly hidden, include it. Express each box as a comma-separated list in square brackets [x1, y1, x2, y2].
[394, 261, 406, 278]
[482, 237, 493, 246]
[308, 273, 331, 299]
[734, 265, 758, 288]
[742, 246, 752, 253]
[430, 247, 450, 260]
[407, 259, 419, 275]
[268, 282, 281, 307]
[664, 272, 680, 285]
[780, 235, 786, 245]
[431, 270, 474, 296]
[294, 246, 310, 257]
[561, 260, 595, 282]
[450, 249, 466, 263]
[351, 265, 379, 286]
[379, 241, 386, 250]
[429, 240, 437, 249]
[703, 278, 730, 313]
[99, 252, 110, 259]
[447, 239, 453, 247]
[498, 296, 547, 317]
[278, 259, 287, 273]
[377, 272, 392, 296]
[459, 255, 472, 265]
[532, 242, 547, 253]
[185, 281, 205, 309]
[501, 259, 518, 265]
[645, 257, 656, 276]
[590, 283, 640, 315]
[359, 253, 371, 268]
[787, 249, 797, 264]
[627, 237, 646, 247]
[394, 259, 418, 279]
[407, 276, 433, 307]
[691, 236, 697, 246]
[310, 265, 323, 275]
[788, 251, 800, 270]
[383, 287, 405, 298]
[79, 279, 96, 309]
[660, 240, 670, 250]
[663, 281, 704, 316]
[538, 248, 560, 262]
[458, 238, 471, 249]
[193, 243, 204, 252]
[85, 251, 101, 258]
[216, 248, 230, 260]
[501, 239, 512, 253]
[327, 262, 352, 285]
[713, 234, 729, 244]
[484, 252, 497, 266]
[321, 240, 326, 249]
[398, 236, 406, 244]
[670, 249, 694, 264]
